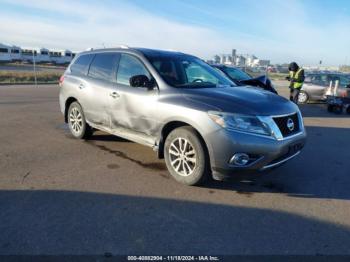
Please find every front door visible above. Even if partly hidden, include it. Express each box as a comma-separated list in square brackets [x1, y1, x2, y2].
[306, 74, 329, 100]
[108, 53, 160, 146]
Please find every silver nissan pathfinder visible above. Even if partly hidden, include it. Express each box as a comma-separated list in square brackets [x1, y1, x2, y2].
[59, 47, 306, 185]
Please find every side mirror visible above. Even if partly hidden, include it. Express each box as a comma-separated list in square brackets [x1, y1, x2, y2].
[129, 75, 155, 89]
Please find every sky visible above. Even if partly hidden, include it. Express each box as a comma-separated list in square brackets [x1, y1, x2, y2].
[0, 0, 349, 66]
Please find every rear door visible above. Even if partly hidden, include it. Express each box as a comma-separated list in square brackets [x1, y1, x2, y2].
[304, 74, 328, 100]
[77, 52, 120, 127]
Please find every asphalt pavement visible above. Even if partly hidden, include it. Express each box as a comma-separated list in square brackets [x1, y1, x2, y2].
[0, 83, 349, 255]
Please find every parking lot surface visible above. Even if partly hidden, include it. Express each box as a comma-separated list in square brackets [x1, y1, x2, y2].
[0, 83, 350, 255]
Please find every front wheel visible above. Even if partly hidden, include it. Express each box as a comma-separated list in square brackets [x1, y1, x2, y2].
[67, 102, 92, 139]
[298, 91, 309, 104]
[164, 126, 210, 186]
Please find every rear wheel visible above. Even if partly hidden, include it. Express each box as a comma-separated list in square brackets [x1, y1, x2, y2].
[68, 102, 92, 139]
[164, 126, 209, 186]
[298, 91, 309, 104]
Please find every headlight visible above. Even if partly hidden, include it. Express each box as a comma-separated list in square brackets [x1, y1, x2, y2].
[208, 111, 271, 136]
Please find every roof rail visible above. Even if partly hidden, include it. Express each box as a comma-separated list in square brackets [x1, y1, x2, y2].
[118, 45, 129, 49]
[85, 47, 94, 51]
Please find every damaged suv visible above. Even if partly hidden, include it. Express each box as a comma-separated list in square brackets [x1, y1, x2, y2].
[59, 47, 306, 185]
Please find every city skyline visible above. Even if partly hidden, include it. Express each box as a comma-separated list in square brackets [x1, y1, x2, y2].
[0, 0, 349, 66]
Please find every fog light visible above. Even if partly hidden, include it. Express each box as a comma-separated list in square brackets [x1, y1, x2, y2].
[230, 153, 250, 166]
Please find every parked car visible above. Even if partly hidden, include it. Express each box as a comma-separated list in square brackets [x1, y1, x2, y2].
[212, 64, 278, 94]
[324, 77, 350, 114]
[299, 73, 350, 103]
[59, 47, 306, 185]
[323, 75, 350, 98]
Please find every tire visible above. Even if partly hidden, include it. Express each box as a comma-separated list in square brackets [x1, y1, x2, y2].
[327, 104, 334, 112]
[298, 91, 309, 104]
[67, 102, 93, 139]
[164, 126, 210, 186]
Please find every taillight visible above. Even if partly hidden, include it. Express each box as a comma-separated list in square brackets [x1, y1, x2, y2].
[59, 75, 65, 86]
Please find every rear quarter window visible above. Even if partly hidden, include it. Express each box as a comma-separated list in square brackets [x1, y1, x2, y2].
[88, 53, 120, 82]
[70, 54, 94, 75]
[310, 74, 328, 86]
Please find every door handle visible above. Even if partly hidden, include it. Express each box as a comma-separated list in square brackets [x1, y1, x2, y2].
[78, 83, 85, 89]
[110, 91, 120, 98]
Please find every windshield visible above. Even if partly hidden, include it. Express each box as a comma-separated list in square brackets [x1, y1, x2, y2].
[224, 67, 252, 81]
[147, 55, 234, 88]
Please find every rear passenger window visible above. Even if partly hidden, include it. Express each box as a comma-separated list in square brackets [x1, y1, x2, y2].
[117, 54, 151, 86]
[88, 53, 119, 81]
[70, 54, 94, 75]
[311, 75, 328, 86]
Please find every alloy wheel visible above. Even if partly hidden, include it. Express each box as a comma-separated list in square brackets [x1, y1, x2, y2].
[69, 107, 83, 136]
[298, 92, 308, 103]
[169, 137, 197, 177]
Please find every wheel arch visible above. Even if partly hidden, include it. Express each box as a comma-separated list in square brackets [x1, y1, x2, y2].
[64, 97, 78, 123]
[158, 121, 211, 170]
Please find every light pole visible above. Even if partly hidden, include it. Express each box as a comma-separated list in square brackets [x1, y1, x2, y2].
[32, 51, 37, 87]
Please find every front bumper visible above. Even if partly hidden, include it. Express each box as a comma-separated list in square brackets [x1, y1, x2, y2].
[206, 127, 307, 178]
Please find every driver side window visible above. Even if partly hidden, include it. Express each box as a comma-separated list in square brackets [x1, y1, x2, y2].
[116, 54, 151, 87]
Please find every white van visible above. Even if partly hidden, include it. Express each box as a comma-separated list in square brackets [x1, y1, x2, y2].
[10, 46, 21, 62]
[21, 48, 37, 62]
[0, 43, 11, 62]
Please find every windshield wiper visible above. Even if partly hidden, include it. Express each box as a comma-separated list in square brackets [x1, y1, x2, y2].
[176, 82, 217, 88]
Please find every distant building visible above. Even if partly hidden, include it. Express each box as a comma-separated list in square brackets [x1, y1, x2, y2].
[245, 55, 257, 67]
[20, 47, 50, 63]
[250, 59, 270, 67]
[0, 42, 75, 64]
[257, 59, 270, 67]
[212, 48, 271, 68]
[213, 55, 220, 64]
[235, 55, 246, 66]
[231, 49, 237, 66]
[220, 54, 226, 64]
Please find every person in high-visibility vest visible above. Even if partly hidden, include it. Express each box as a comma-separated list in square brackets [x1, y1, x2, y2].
[286, 62, 305, 104]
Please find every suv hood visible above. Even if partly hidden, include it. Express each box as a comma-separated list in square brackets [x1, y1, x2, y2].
[182, 86, 298, 116]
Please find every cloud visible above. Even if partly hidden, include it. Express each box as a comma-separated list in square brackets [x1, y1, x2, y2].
[0, 0, 349, 65]
[247, 0, 350, 65]
[0, 0, 235, 57]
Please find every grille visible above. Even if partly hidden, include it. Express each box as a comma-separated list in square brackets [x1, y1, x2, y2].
[273, 113, 300, 137]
